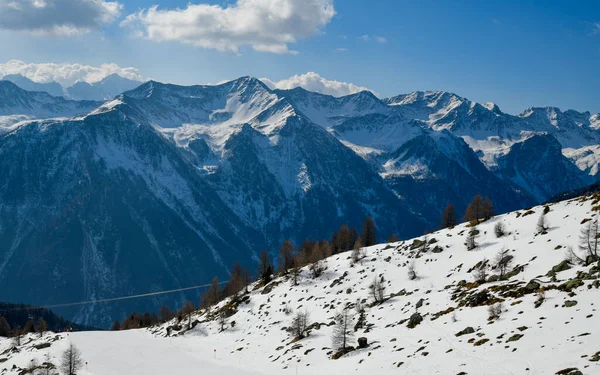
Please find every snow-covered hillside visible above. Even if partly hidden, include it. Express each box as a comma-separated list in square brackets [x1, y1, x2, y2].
[2, 194, 599, 375]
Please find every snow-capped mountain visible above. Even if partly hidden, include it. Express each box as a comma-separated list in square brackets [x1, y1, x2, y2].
[66, 73, 144, 101]
[0, 80, 100, 134]
[2, 193, 599, 375]
[2, 73, 144, 101]
[1, 74, 65, 98]
[0, 77, 598, 326]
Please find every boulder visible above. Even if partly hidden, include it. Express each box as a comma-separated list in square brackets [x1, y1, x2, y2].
[455, 327, 475, 337]
[407, 312, 423, 329]
[357, 337, 368, 348]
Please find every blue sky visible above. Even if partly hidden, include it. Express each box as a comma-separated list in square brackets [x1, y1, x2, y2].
[0, 0, 599, 114]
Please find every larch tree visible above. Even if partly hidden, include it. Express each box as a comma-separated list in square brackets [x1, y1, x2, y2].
[59, 342, 83, 375]
[258, 249, 274, 284]
[482, 197, 495, 220]
[360, 217, 377, 247]
[0, 316, 10, 337]
[440, 203, 458, 229]
[463, 194, 485, 223]
[332, 309, 354, 351]
[278, 240, 296, 274]
[37, 317, 48, 338]
[181, 300, 196, 329]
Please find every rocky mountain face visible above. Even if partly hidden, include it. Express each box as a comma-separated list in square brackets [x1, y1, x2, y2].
[0, 78, 597, 326]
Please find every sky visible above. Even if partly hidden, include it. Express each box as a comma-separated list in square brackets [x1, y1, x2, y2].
[0, 0, 599, 114]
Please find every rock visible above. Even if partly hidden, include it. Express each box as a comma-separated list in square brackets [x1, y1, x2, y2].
[33, 343, 51, 350]
[331, 346, 355, 360]
[432, 246, 444, 253]
[525, 280, 541, 292]
[261, 284, 274, 295]
[564, 300, 578, 308]
[506, 334, 524, 342]
[551, 260, 571, 274]
[473, 338, 489, 346]
[455, 327, 475, 337]
[357, 337, 368, 348]
[487, 275, 500, 283]
[555, 368, 583, 375]
[407, 313, 423, 329]
[416, 298, 424, 309]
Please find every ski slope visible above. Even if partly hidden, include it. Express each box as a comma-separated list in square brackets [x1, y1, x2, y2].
[2, 193, 600, 375]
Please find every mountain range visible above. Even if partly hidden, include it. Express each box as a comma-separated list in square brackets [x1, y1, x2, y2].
[0, 73, 142, 101]
[0, 76, 598, 326]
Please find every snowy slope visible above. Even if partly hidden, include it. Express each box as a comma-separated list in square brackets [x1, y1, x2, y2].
[2, 194, 600, 375]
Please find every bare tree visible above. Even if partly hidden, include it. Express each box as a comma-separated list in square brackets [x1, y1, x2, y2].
[488, 303, 504, 320]
[494, 221, 506, 238]
[369, 277, 386, 304]
[408, 261, 417, 280]
[465, 227, 478, 250]
[494, 248, 513, 279]
[332, 309, 354, 351]
[579, 217, 600, 263]
[218, 311, 227, 332]
[290, 310, 310, 339]
[440, 203, 458, 229]
[474, 259, 488, 283]
[180, 300, 195, 329]
[59, 342, 83, 375]
[159, 305, 175, 323]
[12, 325, 21, 347]
[536, 213, 549, 234]
[278, 240, 296, 274]
[37, 317, 48, 338]
[351, 239, 365, 264]
[43, 352, 54, 375]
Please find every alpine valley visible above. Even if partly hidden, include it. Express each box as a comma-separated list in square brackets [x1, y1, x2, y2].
[0, 76, 598, 326]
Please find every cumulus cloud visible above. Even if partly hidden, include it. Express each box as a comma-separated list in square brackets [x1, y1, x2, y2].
[0, 0, 122, 35]
[121, 0, 335, 54]
[261, 72, 374, 97]
[0, 60, 143, 86]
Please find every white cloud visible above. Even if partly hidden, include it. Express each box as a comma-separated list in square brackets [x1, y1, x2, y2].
[261, 72, 374, 97]
[0, 60, 143, 86]
[121, 0, 335, 54]
[335, 47, 348, 52]
[593, 22, 600, 35]
[0, 0, 122, 35]
[360, 34, 387, 44]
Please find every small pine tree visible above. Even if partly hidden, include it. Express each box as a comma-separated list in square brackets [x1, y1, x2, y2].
[331, 309, 354, 351]
[440, 204, 458, 229]
[59, 342, 83, 375]
[360, 217, 377, 247]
